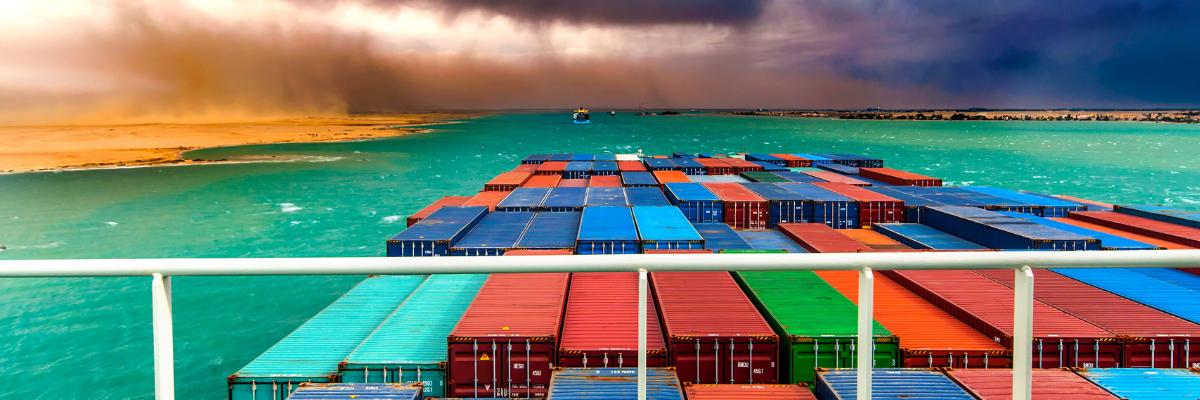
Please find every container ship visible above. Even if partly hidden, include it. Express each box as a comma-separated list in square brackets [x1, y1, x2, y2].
[228, 151, 1200, 399]
[572, 108, 589, 124]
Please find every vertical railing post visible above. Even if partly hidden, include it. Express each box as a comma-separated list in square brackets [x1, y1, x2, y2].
[1013, 266, 1034, 400]
[857, 267, 874, 399]
[152, 273, 175, 400]
[637, 268, 648, 400]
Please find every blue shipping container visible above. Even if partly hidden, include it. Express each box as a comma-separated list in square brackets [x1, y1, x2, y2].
[672, 152, 695, 158]
[773, 171, 825, 183]
[750, 160, 790, 172]
[621, 172, 659, 187]
[741, 182, 810, 227]
[515, 211, 581, 250]
[873, 223, 987, 250]
[495, 188, 551, 212]
[625, 187, 672, 206]
[572, 153, 595, 161]
[664, 183, 724, 223]
[1130, 268, 1200, 293]
[746, 154, 787, 166]
[388, 207, 489, 257]
[285, 383, 423, 400]
[632, 206, 705, 251]
[564, 161, 593, 179]
[826, 153, 884, 168]
[995, 211, 1161, 250]
[548, 153, 573, 161]
[1053, 268, 1200, 324]
[816, 163, 859, 175]
[778, 183, 859, 229]
[867, 187, 944, 223]
[591, 161, 620, 176]
[692, 222, 755, 251]
[522, 154, 550, 164]
[794, 154, 834, 165]
[594, 154, 617, 161]
[962, 186, 1085, 218]
[814, 369, 975, 400]
[1077, 368, 1200, 399]
[586, 187, 628, 206]
[924, 206, 1098, 250]
[578, 206, 640, 254]
[887, 186, 986, 208]
[1116, 205, 1200, 230]
[1020, 191, 1113, 211]
[541, 187, 587, 212]
[930, 187, 1043, 215]
[738, 230, 809, 253]
[671, 157, 707, 175]
[548, 368, 685, 400]
[451, 212, 536, 256]
[645, 158, 679, 171]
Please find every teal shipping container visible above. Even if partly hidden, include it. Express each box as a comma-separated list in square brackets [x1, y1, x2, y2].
[338, 274, 488, 397]
[229, 275, 428, 400]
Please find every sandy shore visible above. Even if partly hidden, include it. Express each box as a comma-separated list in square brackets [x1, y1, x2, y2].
[0, 113, 480, 173]
[724, 109, 1199, 123]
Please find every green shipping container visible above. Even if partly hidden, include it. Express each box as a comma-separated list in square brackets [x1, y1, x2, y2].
[338, 274, 488, 397]
[734, 271, 899, 384]
[739, 171, 791, 183]
[228, 275, 428, 400]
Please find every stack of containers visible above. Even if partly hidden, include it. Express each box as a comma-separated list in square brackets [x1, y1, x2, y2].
[512, 164, 539, 173]
[735, 271, 897, 383]
[563, 161, 592, 179]
[722, 158, 766, 173]
[1069, 211, 1200, 247]
[814, 369, 975, 400]
[858, 168, 942, 187]
[632, 206, 705, 251]
[495, 188, 551, 212]
[838, 229, 920, 252]
[872, 223, 988, 250]
[387, 206, 489, 257]
[740, 171, 791, 183]
[1019, 192, 1111, 211]
[522, 175, 561, 187]
[770, 154, 813, 168]
[588, 175, 622, 187]
[664, 183, 724, 223]
[625, 187, 672, 206]
[618, 160, 648, 172]
[684, 384, 818, 400]
[815, 163, 859, 175]
[736, 230, 809, 253]
[514, 212, 581, 252]
[522, 154, 550, 164]
[777, 223, 872, 253]
[484, 172, 532, 191]
[559, 273, 669, 368]
[621, 171, 659, 187]
[1054, 195, 1114, 210]
[505, 250, 573, 256]
[548, 368, 685, 400]
[559, 179, 589, 187]
[407, 196, 471, 227]
[548, 153, 573, 162]
[813, 182, 905, 227]
[536, 161, 568, 176]
[772, 171, 825, 183]
[585, 187, 628, 206]
[930, 187, 1042, 215]
[750, 161, 790, 172]
[888, 186, 988, 209]
[672, 157, 707, 175]
[703, 182, 769, 229]
[1075, 369, 1200, 399]
[572, 154, 595, 161]
[654, 170, 692, 184]
[692, 223, 755, 252]
[450, 212, 536, 256]
[696, 158, 735, 175]
[794, 154, 834, 165]
[591, 160, 619, 176]
[285, 383, 422, 400]
[820, 154, 884, 168]
[741, 183, 810, 227]
[881, 269, 1121, 368]
[867, 187, 945, 223]
[446, 273, 570, 398]
[779, 183, 859, 229]
[746, 154, 787, 166]
[995, 211, 1162, 250]
[577, 206, 640, 254]
[1051, 268, 1200, 326]
[652, 271, 779, 385]
[946, 369, 1118, 400]
[673, 152, 696, 158]
[924, 206, 1099, 250]
[462, 191, 510, 211]
[645, 158, 680, 171]
[339, 275, 488, 397]
[228, 276, 427, 400]
[540, 187, 586, 211]
[594, 154, 617, 161]
[962, 186, 1085, 217]
[801, 170, 871, 186]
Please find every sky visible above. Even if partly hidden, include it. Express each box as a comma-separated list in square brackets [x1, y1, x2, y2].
[0, 0, 1196, 123]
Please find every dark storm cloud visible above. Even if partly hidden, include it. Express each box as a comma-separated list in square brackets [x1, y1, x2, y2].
[296, 0, 769, 26]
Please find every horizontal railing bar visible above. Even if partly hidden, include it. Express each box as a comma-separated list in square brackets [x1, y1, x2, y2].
[2, 250, 1199, 277]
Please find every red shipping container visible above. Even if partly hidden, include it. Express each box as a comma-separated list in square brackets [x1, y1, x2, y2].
[512, 164, 539, 173]
[651, 271, 779, 385]
[721, 158, 765, 173]
[695, 158, 735, 175]
[858, 168, 943, 187]
[447, 273, 570, 398]
[684, 383, 818, 400]
[406, 196, 472, 227]
[557, 179, 589, 188]
[703, 183, 769, 229]
[1050, 218, 1200, 276]
[618, 161, 648, 172]
[946, 369, 1119, 400]
[588, 175, 622, 187]
[769, 154, 813, 168]
[1054, 195, 1114, 208]
[462, 191, 510, 212]
[484, 172, 532, 192]
[880, 270, 1121, 368]
[653, 170, 692, 184]
[644, 249, 715, 254]
[522, 175, 561, 188]
[812, 182, 905, 227]
[559, 273, 668, 368]
[801, 171, 871, 186]
[504, 249, 573, 256]
[975, 269, 1200, 368]
[536, 161, 568, 176]
[1069, 211, 1200, 248]
[776, 223, 872, 253]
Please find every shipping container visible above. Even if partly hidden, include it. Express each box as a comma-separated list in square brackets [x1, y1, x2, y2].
[872, 223, 987, 250]
[447, 273, 570, 398]
[1069, 211, 1200, 248]
[846, 175, 896, 187]
[539, 187, 586, 212]
[929, 187, 1042, 215]
[816, 369, 974, 400]
[855, 168, 941, 187]
[737, 230, 810, 253]
[801, 171, 870, 187]
[1049, 217, 1194, 250]
[285, 383, 423, 400]
[962, 186, 1085, 218]
[888, 186, 988, 208]
[339, 275, 487, 397]
[496, 188, 551, 212]
[777, 223, 872, 253]
[838, 229, 916, 252]
[866, 187, 943, 223]
[563, 161, 593, 179]
[645, 158, 680, 171]
[772, 171, 825, 183]
[750, 161, 790, 172]
[813, 182, 905, 227]
[1055, 195, 1114, 209]
[462, 191, 510, 212]
[523, 154, 551, 164]
[664, 183, 724, 223]
[703, 182, 769, 229]
[1115, 204, 1200, 230]
[619, 161, 649, 172]
[741, 183, 810, 227]
[616, 154, 642, 161]
[735, 271, 896, 383]
[407, 196, 472, 227]
[626, 187, 672, 206]
[1077, 368, 1200, 399]
[633, 206, 705, 251]
[746, 154, 787, 166]
[975, 269, 1200, 369]
[697, 153, 726, 158]
[512, 164, 539, 174]
[741, 171, 791, 183]
[1053, 268, 1200, 327]
[815, 163, 859, 175]
[504, 249, 573, 256]
[684, 383, 817, 400]
[535, 161, 568, 176]
[548, 368, 684, 400]
[645, 249, 715, 254]
[924, 206, 1099, 250]
[229, 276, 427, 400]
[722, 158, 767, 173]
[522, 175, 561, 188]
[881, 270, 1121, 368]
[769, 154, 813, 168]
[654, 170, 692, 184]
[823, 154, 884, 168]
[707, 175, 751, 183]
[451, 212, 536, 256]
[1020, 191, 1112, 211]
[995, 211, 1161, 250]
[548, 154, 573, 162]
[388, 207, 489, 257]
[778, 183, 859, 229]
[692, 222, 755, 251]
[588, 175, 623, 187]
[672, 158, 707, 175]
[793, 154, 834, 165]
[585, 187, 628, 206]
[696, 158, 736, 175]
[577, 206, 640, 254]
[559, 273, 668, 367]
[590, 161, 619, 176]
[946, 369, 1118, 400]
[595, 154, 617, 161]
[484, 172, 532, 192]
[1129, 267, 1200, 292]
[673, 151, 696, 158]
[514, 212, 581, 251]
[558, 179, 589, 188]
[572, 153, 595, 161]
[652, 271, 779, 385]
[621, 171, 659, 187]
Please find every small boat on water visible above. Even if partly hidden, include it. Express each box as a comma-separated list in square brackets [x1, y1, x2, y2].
[608, 111, 616, 116]
[573, 108, 590, 124]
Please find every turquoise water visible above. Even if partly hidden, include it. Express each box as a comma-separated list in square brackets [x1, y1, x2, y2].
[1, 113, 1199, 399]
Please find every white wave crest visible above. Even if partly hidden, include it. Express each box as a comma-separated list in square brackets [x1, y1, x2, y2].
[279, 203, 302, 213]
[381, 216, 402, 224]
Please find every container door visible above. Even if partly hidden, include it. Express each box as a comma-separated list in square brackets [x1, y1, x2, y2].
[504, 340, 553, 398]
[726, 339, 777, 384]
[674, 340, 722, 385]
[449, 340, 505, 398]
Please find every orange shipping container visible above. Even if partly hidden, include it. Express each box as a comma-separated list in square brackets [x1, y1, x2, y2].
[523, 174, 562, 188]
[511, 164, 539, 173]
[858, 167, 942, 187]
[618, 161, 648, 172]
[801, 171, 871, 186]
[839, 229, 919, 252]
[483, 172, 531, 191]
[769, 154, 813, 168]
[588, 175, 622, 187]
[695, 158, 735, 175]
[461, 191, 509, 211]
[652, 170, 691, 184]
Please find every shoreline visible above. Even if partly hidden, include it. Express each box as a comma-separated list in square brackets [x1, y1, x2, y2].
[719, 109, 1200, 123]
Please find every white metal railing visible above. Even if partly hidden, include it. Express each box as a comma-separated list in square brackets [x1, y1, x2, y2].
[5, 250, 1200, 400]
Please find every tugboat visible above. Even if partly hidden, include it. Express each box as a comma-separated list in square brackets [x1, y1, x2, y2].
[573, 108, 590, 124]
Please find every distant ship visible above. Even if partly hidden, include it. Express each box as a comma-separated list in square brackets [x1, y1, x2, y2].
[608, 111, 616, 116]
[573, 108, 590, 124]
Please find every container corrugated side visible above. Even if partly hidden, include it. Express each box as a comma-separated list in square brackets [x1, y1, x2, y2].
[522, 154, 551, 164]
[571, 153, 595, 161]
[1021, 191, 1113, 211]
[388, 207, 489, 257]
[777, 183, 859, 229]
[1069, 211, 1200, 248]
[591, 161, 620, 176]
[696, 158, 735, 175]
[692, 223, 755, 251]
[339, 275, 487, 397]
[588, 175, 623, 187]
[654, 170, 692, 184]
[946, 369, 1118, 400]
[513, 212, 580, 251]
[828, 153, 884, 168]
[1130, 267, 1200, 292]
[814, 163, 859, 175]
[484, 172, 532, 191]
[559, 273, 668, 367]
[772, 171, 824, 183]
[741, 182, 810, 227]
[962, 186, 1084, 217]
[625, 187, 671, 206]
[925, 206, 1099, 250]
[462, 191, 510, 212]
[1053, 268, 1200, 327]
[684, 383, 817, 400]
[1049, 217, 1195, 250]
[792, 154, 834, 165]
[538, 187, 586, 211]
[652, 271, 780, 385]
[503, 249, 573, 256]
[866, 187, 944, 223]
[735, 271, 896, 383]
[995, 211, 1161, 250]
[522, 175, 561, 188]
[857, 167, 942, 187]
[563, 161, 593, 179]
[746, 154, 787, 166]
[664, 183, 724, 223]
[1076, 368, 1200, 399]
[548, 368, 684, 400]
[536, 161, 568, 175]
[872, 223, 988, 250]
[447, 273, 570, 398]
[621, 171, 659, 187]
[1115, 204, 1200, 230]
[672, 157, 707, 175]
[407, 196, 472, 227]
[750, 160, 790, 172]
[769, 154, 814, 168]
[703, 182, 769, 229]
[1055, 195, 1115, 210]
[618, 161, 649, 172]
[548, 153, 573, 161]
[722, 158, 766, 173]
[285, 383, 423, 400]
[585, 187, 628, 206]
[741, 171, 791, 183]
[838, 229, 918, 252]
[496, 188, 551, 212]
[814, 369, 974, 400]
[801, 170, 870, 187]
[229, 276, 427, 400]
[632, 206, 705, 251]
[776, 223, 872, 253]
[451, 212, 536, 256]
[645, 158, 680, 171]
[930, 187, 1043, 215]
[577, 206, 640, 254]
[737, 230, 810, 253]
[812, 182, 905, 227]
